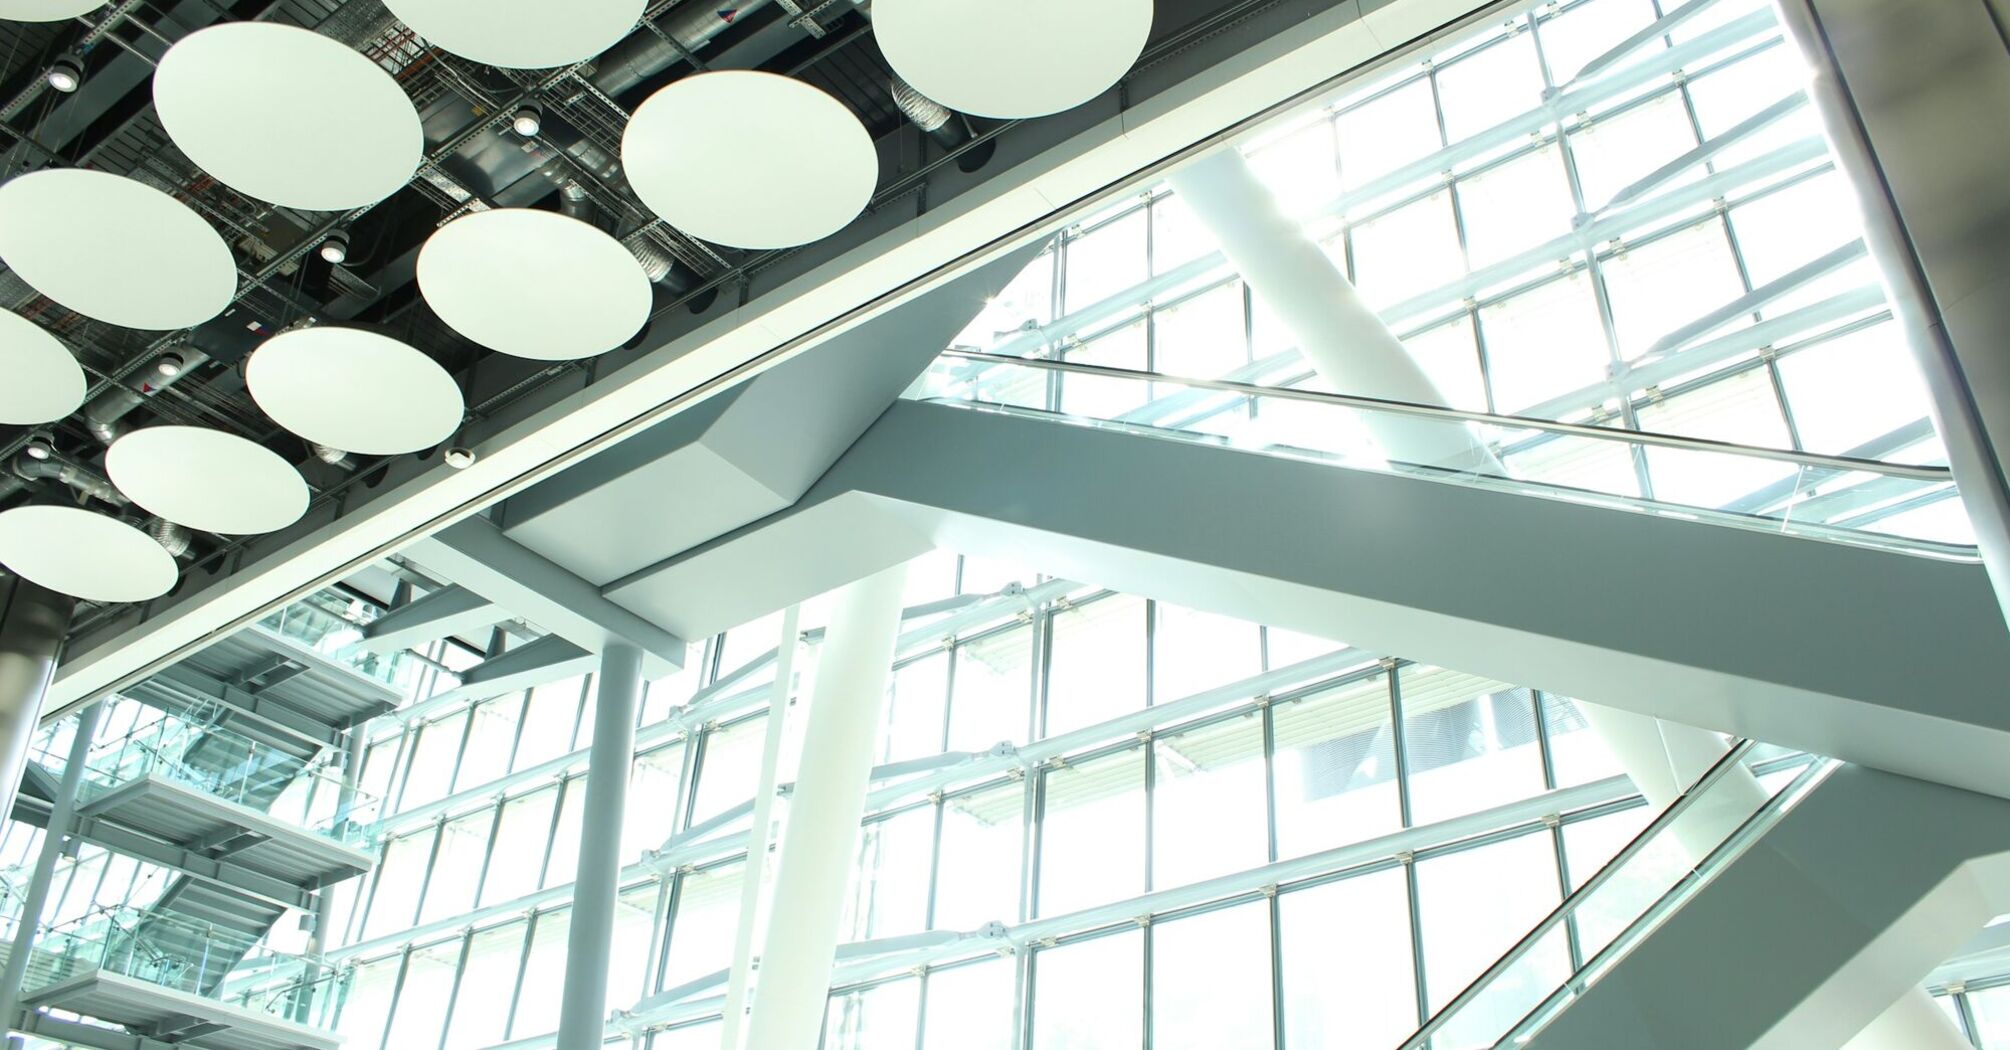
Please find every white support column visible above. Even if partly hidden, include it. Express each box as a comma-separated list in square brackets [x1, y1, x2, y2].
[741, 564, 909, 1050]
[720, 604, 801, 1050]
[1164, 149, 1492, 472]
[554, 644, 644, 1050]
[0, 700, 101, 1037]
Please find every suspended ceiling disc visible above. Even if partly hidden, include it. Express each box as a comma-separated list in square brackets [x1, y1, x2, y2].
[153, 23, 422, 211]
[0, 0, 106, 20]
[0, 309, 85, 425]
[417, 208, 652, 360]
[623, 71, 876, 249]
[384, 0, 645, 68]
[0, 169, 236, 331]
[247, 327, 463, 456]
[873, 0, 1152, 118]
[107, 426, 310, 536]
[0, 505, 177, 603]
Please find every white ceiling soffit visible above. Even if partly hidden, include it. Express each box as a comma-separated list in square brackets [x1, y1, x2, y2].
[107, 427, 311, 536]
[383, 0, 646, 68]
[875, 0, 1154, 118]
[153, 23, 423, 211]
[0, 169, 236, 331]
[0, 309, 85, 425]
[0, 0, 105, 20]
[246, 327, 465, 456]
[623, 71, 879, 250]
[44, 0, 1498, 716]
[0, 506, 177, 604]
[417, 208, 653, 361]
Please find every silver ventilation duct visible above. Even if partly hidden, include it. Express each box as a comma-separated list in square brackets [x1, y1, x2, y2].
[146, 517, 192, 558]
[889, 75, 995, 173]
[81, 344, 210, 444]
[9, 450, 126, 507]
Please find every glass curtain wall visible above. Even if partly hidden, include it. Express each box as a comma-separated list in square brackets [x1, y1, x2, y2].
[299, 543, 1699, 1050]
[930, 0, 1962, 545]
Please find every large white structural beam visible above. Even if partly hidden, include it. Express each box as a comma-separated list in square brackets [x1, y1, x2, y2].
[1526, 764, 2010, 1050]
[358, 584, 500, 654]
[740, 564, 909, 1050]
[608, 400, 2010, 800]
[404, 518, 685, 677]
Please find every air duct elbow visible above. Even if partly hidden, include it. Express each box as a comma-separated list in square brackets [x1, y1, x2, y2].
[12, 450, 127, 507]
[146, 517, 193, 558]
[890, 76, 994, 173]
[81, 346, 209, 444]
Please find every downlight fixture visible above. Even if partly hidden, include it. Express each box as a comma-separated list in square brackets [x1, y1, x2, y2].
[318, 229, 351, 265]
[23, 432, 55, 461]
[443, 446, 476, 470]
[511, 103, 543, 138]
[45, 52, 83, 94]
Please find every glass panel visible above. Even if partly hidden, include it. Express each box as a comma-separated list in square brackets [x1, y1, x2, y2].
[883, 652, 950, 763]
[949, 626, 1034, 752]
[843, 806, 935, 941]
[824, 977, 921, 1050]
[1037, 747, 1146, 916]
[419, 809, 491, 924]
[1153, 604, 1263, 699]
[934, 783, 1025, 932]
[1031, 930, 1143, 1049]
[443, 922, 526, 1050]
[921, 957, 1015, 1050]
[1279, 867, 1417, 1049]
[1044, 596, 1146, 737]
[479, 787, 558, 907]
[1415, 831, 1567, 1015]
[1152, 901, 1274, 1050]
[382, 938, 458, 1049]
[660, 861, 745, 990]
[1541, 694, 1628, 788]
[1272, 672, 1400, 858]
[1064, 208, 1147, 309]
[508, 907, 572, 1039]
[1400, 668, 1546, 825]
[1154, 713, 1268, 887]
[1970, 985, 2010, 1049]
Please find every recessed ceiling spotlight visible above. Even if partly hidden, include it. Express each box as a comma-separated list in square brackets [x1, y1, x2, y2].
[511, 103, 543, 139]
[318, 229, 351, 265]
[443, 446, 476, 470]
[46, 53, 84, 94]
[155, 353, 185, 379]
[24, 433, 55, 460]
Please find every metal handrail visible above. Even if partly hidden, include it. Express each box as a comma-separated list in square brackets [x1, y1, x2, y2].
[1398, 738, 1762, 1049]
[934, 350, 1954, 481]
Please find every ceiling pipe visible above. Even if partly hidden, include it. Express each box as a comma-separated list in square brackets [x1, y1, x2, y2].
[890, 75, 996, 173]
[9, 449, 126, 508]
[81, 343, 210, 445]
[145, 517, 192, 558]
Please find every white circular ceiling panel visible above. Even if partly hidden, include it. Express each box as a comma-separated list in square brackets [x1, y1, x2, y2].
[384, 0, 645, 68]
[0, 505, 177, 604]
[154, 23, 422, 211]
[0, 309, 84, 425]
[623, 71, 875, 249]
[874, 0, 1152, 118]
[0, 0, 107, 21]
[0, 169, 236, 331]
[108, 426, 310, 535]
[247, 327, 463, 456]
[417, 208, 651, 360]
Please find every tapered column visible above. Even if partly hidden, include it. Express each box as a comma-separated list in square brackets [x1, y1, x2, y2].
[741, 563, 909, 1050]
[0, 700, 101, 1036]
[0, 576, 71, 828]
[554, 644, 643, 1050]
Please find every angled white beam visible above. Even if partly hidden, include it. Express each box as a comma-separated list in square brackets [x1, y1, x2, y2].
[358, 585, 501, 654]
[420, 634, 595, 707]
[405, 518, 685, 677]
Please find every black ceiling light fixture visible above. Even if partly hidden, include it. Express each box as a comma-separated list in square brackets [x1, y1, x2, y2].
[45, 52, 84, 94]
[511, 102, 543, 139]
[318, 228, 352, 265]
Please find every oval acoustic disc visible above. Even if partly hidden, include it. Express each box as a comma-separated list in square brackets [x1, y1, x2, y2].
[0, 309, 85, 424]
[108, 426, 311, 535]
[383, 0, 645, 68]
[247, 327, 464, 456]
[0, 505, 178, 603]
[874, 0, 1152, 118]
[0, 169, 236, 330]
[154, 23, 423, 211]
[417, 208, 652, 360]
[623, 71, 876, 249]
[0, 1, 107, 21]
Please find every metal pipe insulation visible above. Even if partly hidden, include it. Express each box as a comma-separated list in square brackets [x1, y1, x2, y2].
[10, 450, 126, 507]
[81, 344, 209, 444]
[890, 75, 996, 173]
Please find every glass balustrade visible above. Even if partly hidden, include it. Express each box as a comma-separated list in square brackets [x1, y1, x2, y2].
[22, 906, 338, 1027]
[74, 715, 380, 848]
[254, 586, 432, 696]
[1399, 743, 1839, 1049]
[908, 353, 1974, 558]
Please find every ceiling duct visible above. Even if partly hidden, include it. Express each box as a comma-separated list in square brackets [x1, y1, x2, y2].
[8, 449, 126, 508]
[145, 517, 192, 558]
[890, 75, 995, 173]
[80, 344, 211, 445]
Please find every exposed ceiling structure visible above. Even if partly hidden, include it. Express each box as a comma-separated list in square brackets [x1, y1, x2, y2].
[0, 0, 1197, 622]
